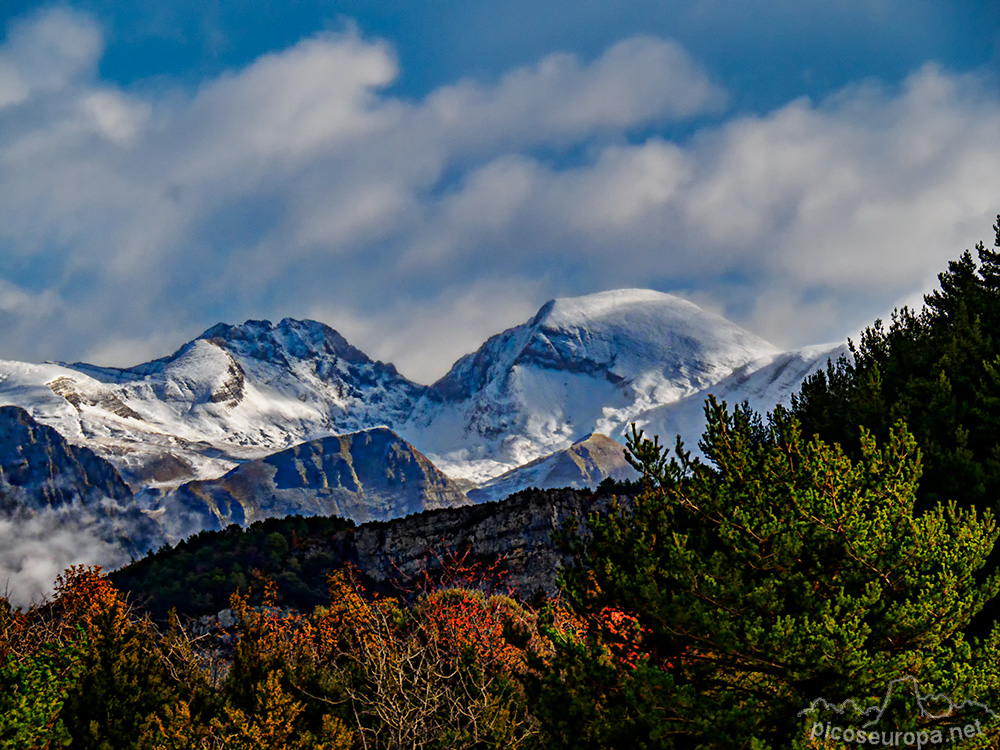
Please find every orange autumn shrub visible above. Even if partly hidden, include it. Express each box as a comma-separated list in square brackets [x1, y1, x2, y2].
[53, 564, 121, 623]
[414, 588, 537, 675]
[594, 605, 651, 669]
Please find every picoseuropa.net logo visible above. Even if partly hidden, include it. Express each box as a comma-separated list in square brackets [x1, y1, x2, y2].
[797, 676, 996, 747]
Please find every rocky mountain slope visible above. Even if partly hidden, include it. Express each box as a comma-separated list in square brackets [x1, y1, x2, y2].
[0, 406, 132, 511]
[148, 426, 471, 541]
[0, 405, 161, 553]
[467, 433, 638, 504]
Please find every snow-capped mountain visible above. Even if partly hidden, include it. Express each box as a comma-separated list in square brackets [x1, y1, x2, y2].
[403, 289, 785, 481]
[0, 318, 423, 489]
[0, 290, 845, 496]
[630, 343, 849, 450]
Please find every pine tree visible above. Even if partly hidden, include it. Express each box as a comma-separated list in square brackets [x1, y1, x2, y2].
[793, 214, 1000, 513]
[534, 398, 1000, 748]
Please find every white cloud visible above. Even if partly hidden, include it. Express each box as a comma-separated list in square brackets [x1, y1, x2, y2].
[403, 65, 1000, 351]
[670, 65, 1000, 344]
[79, 89, 150, 144]
[0, 278, 57, 315]
[0, 507, 125, 607]
[419, 36, 725, 151]
[175, 30, 401, 177]
[0, 8, 996, 379]
[307, 277, 547, 384]
[0, 7, 101, 108]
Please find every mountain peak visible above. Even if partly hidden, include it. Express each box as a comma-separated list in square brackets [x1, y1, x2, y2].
[425, 288, 780, 406]
[521, 288, 779, 378]
[534, 289, 694, 326]
[198, 318, 274, 341]
[196, 318, 369, 366]
[533, 289, 772, 343]
[405, 288, 788, 481]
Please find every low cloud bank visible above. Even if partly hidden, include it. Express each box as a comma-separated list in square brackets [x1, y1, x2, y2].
[0, 503, 131, 608]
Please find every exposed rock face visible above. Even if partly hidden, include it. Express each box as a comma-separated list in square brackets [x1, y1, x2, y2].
[467, 433, 639, 503]
[193, 318, 424, 427]
[208, 359, 246, 406]
[0, 406, 163, 558]
[154, 427, 471, 540]
[0, 406, 133, 508]
[112, 487, 633, 620]
[129, 453, 198, 486]
[47, 376, 144, 420]
[346, 488, 631, 597]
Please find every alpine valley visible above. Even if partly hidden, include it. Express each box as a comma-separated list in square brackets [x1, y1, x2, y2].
[0, 289, 846, 601]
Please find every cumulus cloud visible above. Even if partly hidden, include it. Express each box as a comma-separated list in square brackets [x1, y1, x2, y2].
[405, 65, 1000, 350]
[673, 66, 1000, 344]
[0, 7, 101, 108]
[417, 36, 725, 150]
[0, 7, 996, 381]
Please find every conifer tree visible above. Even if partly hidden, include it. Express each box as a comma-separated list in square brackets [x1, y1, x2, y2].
[793, 214, 1000, 513]
[535, 399, 1000, 748]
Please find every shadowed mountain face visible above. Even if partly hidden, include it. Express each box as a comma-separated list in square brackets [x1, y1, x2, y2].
[467, 433, 639, 504]
[152, 426, 470, 540]
[0, 406, 163, 563]
[0, 405, 133, 510]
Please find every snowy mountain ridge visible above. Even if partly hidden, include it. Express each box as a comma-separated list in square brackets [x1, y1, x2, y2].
[405, 289, 796, 481]
[0, 317, 426, 489]
[0, 290, 845, 491]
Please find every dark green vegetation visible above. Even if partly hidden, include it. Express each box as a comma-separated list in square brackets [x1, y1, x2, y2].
[793, 217, 1000, 513]
[537, 405, 1000, 748]
[792, 217, 1000, 634]
[111, 514, 355, 620]
[7, 217, 1000, 748]
[111, 485, 624, 622]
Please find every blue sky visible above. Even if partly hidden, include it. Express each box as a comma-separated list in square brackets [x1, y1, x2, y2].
[0, 2, 997, 382]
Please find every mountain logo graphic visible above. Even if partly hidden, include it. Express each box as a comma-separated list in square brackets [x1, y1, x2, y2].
[798, 675, 996, 729]
[798, 676, 997, 747]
